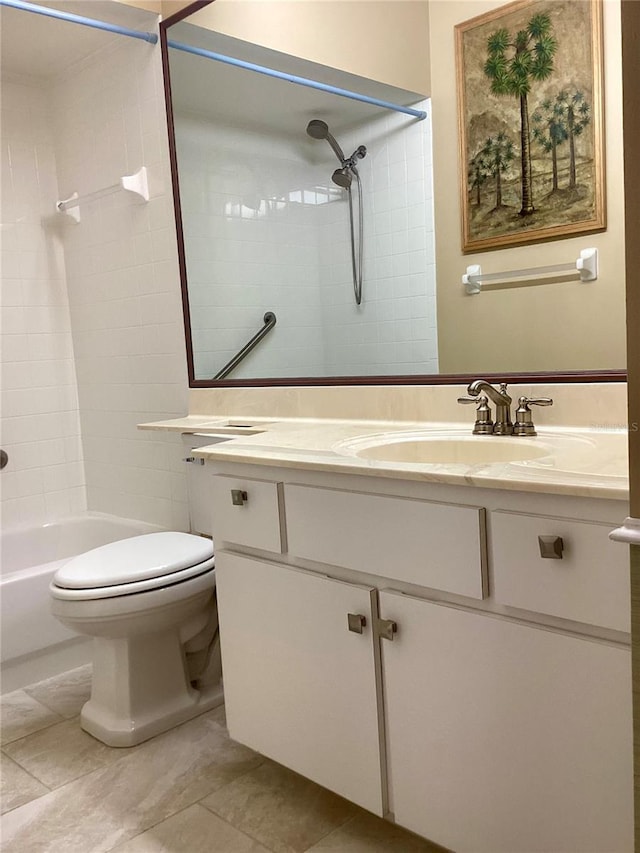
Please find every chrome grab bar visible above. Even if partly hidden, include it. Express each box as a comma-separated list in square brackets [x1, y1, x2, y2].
[213, 311, 277, 380]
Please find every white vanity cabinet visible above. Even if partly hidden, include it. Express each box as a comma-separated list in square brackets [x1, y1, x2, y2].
[215, 551, 385, 815]
[210, 465, 633, 853]
[380, 591, 631, 853]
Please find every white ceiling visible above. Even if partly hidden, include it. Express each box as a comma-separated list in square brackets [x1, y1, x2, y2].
[168, 22, 426, 137]
[0, 0, 158, 80]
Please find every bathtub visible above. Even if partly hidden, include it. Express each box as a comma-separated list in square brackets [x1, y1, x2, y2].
[1, 513, 164, 692]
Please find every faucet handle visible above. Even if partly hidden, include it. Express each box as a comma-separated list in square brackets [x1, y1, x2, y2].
[458, 395, 494, 435]
[513, 396, 553, 436]
[457, 395, 486, 405]
[521, 396, 553, 407]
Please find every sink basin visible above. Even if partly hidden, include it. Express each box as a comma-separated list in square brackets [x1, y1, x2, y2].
[342, 435, 551, 465]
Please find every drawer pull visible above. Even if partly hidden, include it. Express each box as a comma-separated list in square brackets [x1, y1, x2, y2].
[538, 535, 564, 559]
[347, 613, 367, 634]
[231, 489, 249, 506]
[377, 618, 398, 641]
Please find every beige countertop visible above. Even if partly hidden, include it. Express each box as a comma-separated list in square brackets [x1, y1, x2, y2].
[140, 415, 629, 501]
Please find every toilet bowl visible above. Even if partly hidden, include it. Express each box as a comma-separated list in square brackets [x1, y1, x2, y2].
[50, 531, 222, 747]
[49, 434, 226, 748]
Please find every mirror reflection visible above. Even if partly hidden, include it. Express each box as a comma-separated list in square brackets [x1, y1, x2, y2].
[165, 3, 626, 384]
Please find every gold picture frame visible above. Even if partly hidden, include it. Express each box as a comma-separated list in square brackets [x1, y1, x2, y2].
[455, 0, 605, 253]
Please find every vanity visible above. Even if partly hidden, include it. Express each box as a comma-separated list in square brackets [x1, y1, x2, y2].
[142, 384, 633, 853]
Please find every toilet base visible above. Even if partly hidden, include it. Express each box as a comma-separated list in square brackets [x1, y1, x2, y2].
[81, 682, 224, 747]
[80, 630, 224, 747]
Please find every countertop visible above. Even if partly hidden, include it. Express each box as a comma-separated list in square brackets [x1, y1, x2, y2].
[139, 415, 629, 501]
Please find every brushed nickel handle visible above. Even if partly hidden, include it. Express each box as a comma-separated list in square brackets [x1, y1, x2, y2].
[538, 535, 564, 559]
[347, 613, 367, 634]
[231, 489, 248, 506]
[525, 397, 553, 407]
[377, 618, 398, 641]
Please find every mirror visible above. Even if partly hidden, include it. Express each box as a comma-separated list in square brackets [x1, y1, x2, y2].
[162, 2, 626, 386]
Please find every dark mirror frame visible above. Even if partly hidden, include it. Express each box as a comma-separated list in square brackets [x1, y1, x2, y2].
[159, 2, 626, 389]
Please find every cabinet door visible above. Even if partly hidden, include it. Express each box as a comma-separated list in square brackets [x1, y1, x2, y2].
[380, 590, 633, 853]
[216, 551, 385, 815]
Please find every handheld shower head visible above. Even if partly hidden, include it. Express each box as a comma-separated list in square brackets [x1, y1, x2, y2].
[306, 118, 346, 163]
[306, 119, 329, 140]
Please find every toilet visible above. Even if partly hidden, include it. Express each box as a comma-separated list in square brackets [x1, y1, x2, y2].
[49, 435, 224, 747]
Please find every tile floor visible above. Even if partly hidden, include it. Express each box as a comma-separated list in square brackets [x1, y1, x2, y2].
[1, 666, 446, 853]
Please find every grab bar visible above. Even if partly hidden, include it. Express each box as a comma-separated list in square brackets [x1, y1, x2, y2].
[213, 311, 277, 380]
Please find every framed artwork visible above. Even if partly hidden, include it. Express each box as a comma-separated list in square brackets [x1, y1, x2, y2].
[455, 0, 605, 253]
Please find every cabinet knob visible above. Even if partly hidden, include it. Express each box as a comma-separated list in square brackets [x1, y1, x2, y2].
[377, 618, 398, 641]
[231, 489, 248, 506]
[538, 535, 564, 559]
[347, 613, 367, 634]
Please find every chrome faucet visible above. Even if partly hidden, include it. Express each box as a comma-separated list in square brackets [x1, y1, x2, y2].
[466, 380, 513, 435]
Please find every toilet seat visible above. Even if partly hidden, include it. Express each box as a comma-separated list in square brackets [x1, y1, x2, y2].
[51, 532, 215, 601]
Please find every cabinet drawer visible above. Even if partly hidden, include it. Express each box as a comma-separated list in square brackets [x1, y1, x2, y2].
[211, 475, 283, 552]
[284, 484, 487, 599]
[491, 511, 630, 632]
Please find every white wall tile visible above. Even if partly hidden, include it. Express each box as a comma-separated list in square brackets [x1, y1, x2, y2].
[0, 76, 86, 530]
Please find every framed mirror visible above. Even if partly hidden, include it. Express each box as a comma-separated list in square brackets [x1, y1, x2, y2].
[160, 0, 626, 387]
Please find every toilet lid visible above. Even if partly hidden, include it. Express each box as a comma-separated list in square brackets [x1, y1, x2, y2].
[53, 532, 215, 589]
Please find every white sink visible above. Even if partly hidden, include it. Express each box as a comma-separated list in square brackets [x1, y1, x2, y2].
[341, 434, 550, 465]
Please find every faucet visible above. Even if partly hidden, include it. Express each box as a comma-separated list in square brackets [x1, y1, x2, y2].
[466, 380, 513, 435]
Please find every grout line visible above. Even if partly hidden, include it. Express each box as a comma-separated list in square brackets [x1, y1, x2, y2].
[1, 749, 56, 800]
[0, 715, 63, 748]
[193, 802, 279, 853]
[300, 811, 360, 852]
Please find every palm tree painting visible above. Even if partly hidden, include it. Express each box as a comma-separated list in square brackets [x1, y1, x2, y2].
[455, 0, 605, 252]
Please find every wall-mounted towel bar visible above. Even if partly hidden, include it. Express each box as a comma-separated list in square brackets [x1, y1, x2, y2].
[57, 167, 149, 223]
[167, 40, 427, 121]
[0, 0, 158, 43]
[462, 247, 598, 295]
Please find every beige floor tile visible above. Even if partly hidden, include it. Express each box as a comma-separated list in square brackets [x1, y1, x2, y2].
[110, 803, 271, 852]
[3, 717, 125, 789]
[24, 665, 92, 719]
[305, 810, 450, 852]
[0, 712, 264, 853]
[0, 690, 63, 746]
[0, 753, 49, 815]
[201, 760, 357, 853]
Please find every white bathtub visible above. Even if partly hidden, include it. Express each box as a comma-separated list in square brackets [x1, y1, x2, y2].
[1, 513, 164, 692]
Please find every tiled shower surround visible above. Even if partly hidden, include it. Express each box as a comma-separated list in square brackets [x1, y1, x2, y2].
[1, 77, 85, 529]
[175, 100, 437, 380]
[1, 32, 191, 531]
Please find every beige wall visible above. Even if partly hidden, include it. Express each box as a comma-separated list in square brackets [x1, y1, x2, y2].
[621, 0, 640, 834]
[184, 0, 430, 93]
[114, 0, 163, 13]
[622, 0, 640, 512]
[113, 0, 193, 17]
[431, 0, 626, 373]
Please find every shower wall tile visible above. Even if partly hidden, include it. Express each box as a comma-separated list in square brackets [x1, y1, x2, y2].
[0, 76, 86, 530]
[175, 115, 328, 380]
[320, 102, 438, 377]
[48, 37, 190, 531]
[176, 100, 437, 379]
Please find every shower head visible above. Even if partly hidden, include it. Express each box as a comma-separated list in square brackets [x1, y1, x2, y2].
[306, 119, 329, 140]
[332, 167, 352, 189]
[306, 118, 346, 163]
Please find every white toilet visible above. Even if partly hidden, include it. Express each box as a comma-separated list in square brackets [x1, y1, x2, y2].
[49, 435, 224, 747]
